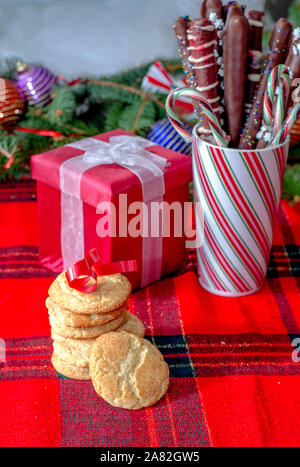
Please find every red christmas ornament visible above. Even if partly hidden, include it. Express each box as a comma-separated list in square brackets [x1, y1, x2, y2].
[0, 78, 24, 128]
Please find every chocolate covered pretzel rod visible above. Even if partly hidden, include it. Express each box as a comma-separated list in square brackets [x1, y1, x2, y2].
[223, 2, 246, 19]
[245, 11, 264, 116]
[200, 1, 225, 123]
[286, 28, 300, 110]
[286, 28, 300, 65]
[173, 16, 206, 131]
[200, 0, 222, 19]
[173, 16, 197, 89]
[188, 18, 220, 140]
[239, 18, 292, 149]
[223, 6, 249, 146]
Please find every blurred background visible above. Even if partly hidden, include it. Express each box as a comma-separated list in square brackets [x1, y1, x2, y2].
[0, 0, 298, 79]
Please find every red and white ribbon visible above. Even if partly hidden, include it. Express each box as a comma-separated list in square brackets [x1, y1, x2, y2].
[60, 135, 167, 288]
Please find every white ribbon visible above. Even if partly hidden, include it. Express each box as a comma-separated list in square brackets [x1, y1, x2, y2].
[59, 135, 167, 287]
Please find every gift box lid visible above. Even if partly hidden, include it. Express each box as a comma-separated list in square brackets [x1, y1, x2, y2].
[31, 129, 192, 208]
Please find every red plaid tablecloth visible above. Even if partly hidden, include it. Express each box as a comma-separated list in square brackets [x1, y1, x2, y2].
[0, 181, 300, 447]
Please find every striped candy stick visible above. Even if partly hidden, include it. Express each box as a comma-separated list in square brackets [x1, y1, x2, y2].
[271, 102, 300, 147]
[166, 87, 229, 147]
[272, 67, 291, 138]
[261, 65, 291, 147]
[263, 66, 279, 126]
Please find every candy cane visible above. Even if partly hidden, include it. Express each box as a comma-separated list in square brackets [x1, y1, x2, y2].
[273, 66, 291, 138]
[271, 102, 300, 147]
[239, 18, 292, 149]
[258, 65, 290, 147]
[166, 87, 229, 147]
[263, 68, 277, 126]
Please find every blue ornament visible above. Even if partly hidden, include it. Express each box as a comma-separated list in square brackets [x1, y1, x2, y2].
[147, 119, 191, 155]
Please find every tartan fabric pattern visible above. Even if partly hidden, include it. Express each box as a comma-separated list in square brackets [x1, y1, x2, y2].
[184, 246, 300, 279]
[0, 181, 300, 446]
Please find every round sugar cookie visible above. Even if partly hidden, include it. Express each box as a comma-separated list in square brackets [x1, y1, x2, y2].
[48, 272, 131, 314]
[52, 341, 91, 368]
[90, 332, 169, 410]
[116, 311, 145, 337]
[49, 310, 125, 339]
[46, 297, 125, 328]
[51, 331, 96, 367]
[51, 352, 91, 380]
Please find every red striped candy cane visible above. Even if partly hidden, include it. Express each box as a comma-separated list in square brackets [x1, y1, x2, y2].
[271, 102, 300, 146]
[166, 87, 229, 147]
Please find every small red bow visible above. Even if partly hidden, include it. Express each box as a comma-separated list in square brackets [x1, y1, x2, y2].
[65, 248, 137, 293]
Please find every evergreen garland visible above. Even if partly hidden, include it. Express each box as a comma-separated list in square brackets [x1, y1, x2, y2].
[0, 58, 299, 205]
[0, 59, 180, 181]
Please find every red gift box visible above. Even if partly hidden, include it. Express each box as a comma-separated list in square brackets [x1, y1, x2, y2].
[31, 129, 192, 290]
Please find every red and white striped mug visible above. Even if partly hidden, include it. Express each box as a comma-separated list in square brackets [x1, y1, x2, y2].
[191, 128, 290, 296]
[166, 87, 290, 296]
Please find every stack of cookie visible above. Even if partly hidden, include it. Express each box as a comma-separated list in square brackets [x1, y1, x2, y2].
[46, 271, 145, 380]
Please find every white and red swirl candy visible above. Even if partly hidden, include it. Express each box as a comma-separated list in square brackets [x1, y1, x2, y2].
[188, 17, 220, 139]
[141, 60, 194, 118]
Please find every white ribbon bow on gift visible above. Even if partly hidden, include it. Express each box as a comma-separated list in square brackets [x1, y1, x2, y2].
[59, 134, 167, 287]
[72, 135, 167, 201]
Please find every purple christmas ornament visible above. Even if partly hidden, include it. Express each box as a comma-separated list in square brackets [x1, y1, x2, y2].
[14, 61, 57, 107]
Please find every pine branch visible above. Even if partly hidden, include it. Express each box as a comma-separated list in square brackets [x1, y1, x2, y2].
[0, 145, 13, 160]
[118, 99, 155, 135]
[104, 102, 124, 132]
[45, 86, 77, 124]
[132, 98, 148, 133]
[87, 79, 165, 110]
